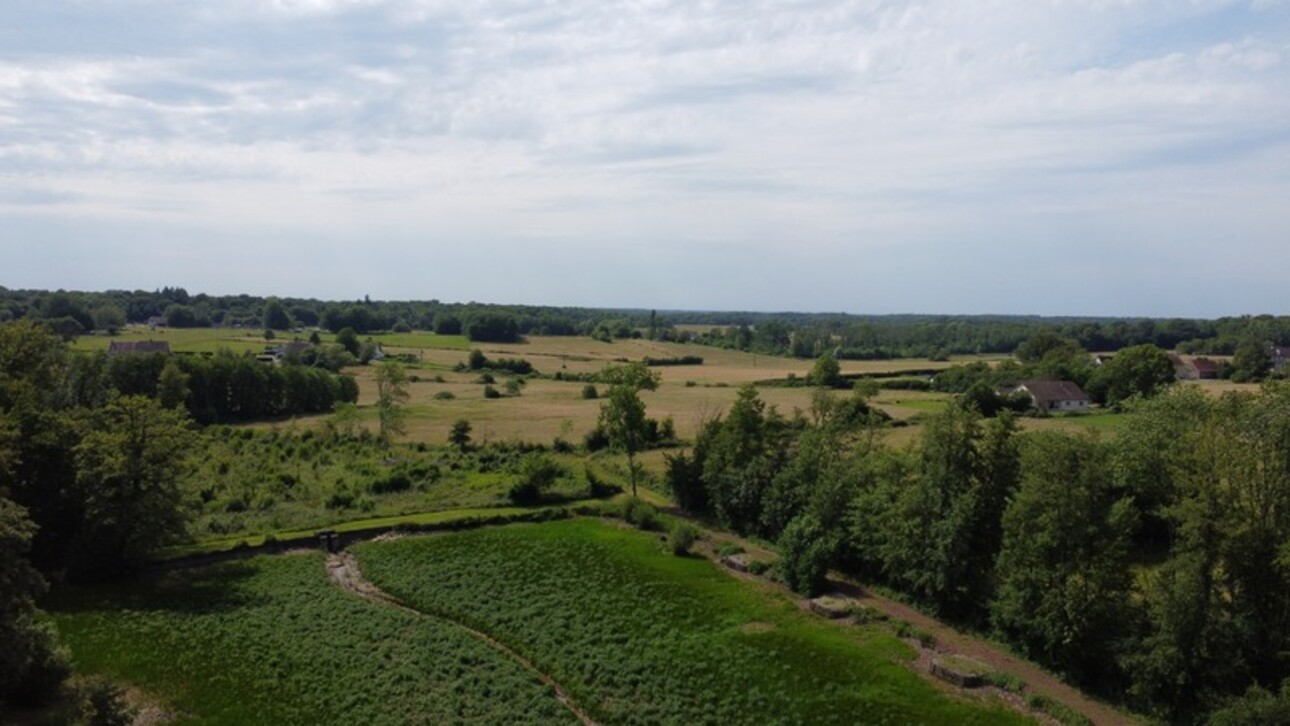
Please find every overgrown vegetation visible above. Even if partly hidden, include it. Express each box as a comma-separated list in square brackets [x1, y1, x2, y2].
[356, 519, 1028, 725]
[46, 554, 575, 724]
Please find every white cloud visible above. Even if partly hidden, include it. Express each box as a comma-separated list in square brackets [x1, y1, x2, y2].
[1, 0, 1288, 314]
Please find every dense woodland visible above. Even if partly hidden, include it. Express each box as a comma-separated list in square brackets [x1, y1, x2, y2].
[7, 285, 1290, 356]
[667, 384, 1290, 724]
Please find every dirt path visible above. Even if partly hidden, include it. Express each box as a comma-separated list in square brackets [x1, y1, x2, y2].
[325, 553, 599, 726]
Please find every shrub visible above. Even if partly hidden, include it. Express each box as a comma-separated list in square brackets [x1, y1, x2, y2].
[581, 384, 598, 400]
[508, 455, 564, 505]
[778, 514, 837, 597]
[80, 676, 137, 726]
[668, 522, 698, 555]
[585, 469, 621, 498]
[476, 372, 495, 384]
[583, 425, 609, 451]
[483, 385, 501, 399]
[622, 498, 663, 531]
[433, 391, 455, 400]
[715, 542, 746, 557]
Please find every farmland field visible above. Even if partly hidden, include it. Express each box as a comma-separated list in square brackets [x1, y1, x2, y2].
[355, 518, 1032, 725]
[47, 553, 575, 725]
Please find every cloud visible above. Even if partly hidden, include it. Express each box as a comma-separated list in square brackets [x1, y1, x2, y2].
[1, 0, 1288, 315]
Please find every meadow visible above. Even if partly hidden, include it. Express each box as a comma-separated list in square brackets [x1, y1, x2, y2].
[47, 553, 575, 725]
[355, 518, 1032, 725]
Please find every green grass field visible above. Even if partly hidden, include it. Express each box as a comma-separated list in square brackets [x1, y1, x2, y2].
[356, 519, 1032, 725]
[47, 554, 575, 725]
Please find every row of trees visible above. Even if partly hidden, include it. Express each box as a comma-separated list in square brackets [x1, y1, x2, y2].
[80, 350, 358, 424]
[667, 383, 1290, 723]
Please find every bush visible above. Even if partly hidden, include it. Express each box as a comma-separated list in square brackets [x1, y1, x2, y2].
[581, 384, 598, 400]
[6, 620, 72, 706]
[583, 425, 609, 451]
[433, 391, 455, 400]
[508, 455, 564, 505]
[476, 372, 496, 384]
[622, 498, 663, 532]
[778, 514, 836, 597]
[483, 384, 501, 399]
[668, 522, 698, 555]
[585, 469, 621, 498]
[715, 542, 745, 557]
[80, 676, 137, 726]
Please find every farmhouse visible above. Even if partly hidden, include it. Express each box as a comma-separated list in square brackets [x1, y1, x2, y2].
[107, 340, 171, 357]
[1273, 347, 1290, 374]
[1189, 357, 1221, 380]
[1170, 354, 1222, 380]
[1004, 380, 1090, 414]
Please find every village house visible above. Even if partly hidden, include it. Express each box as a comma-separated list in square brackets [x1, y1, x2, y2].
[1170, 354, 1222, 380]
[1273, 347, 1290, 374]
[1001, 380, 1091, 414]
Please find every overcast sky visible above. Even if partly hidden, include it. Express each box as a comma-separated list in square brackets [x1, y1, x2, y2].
[3, 1, 1288, 317]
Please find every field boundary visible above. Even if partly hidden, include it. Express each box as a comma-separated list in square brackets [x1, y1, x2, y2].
[325, 552, 598, 726]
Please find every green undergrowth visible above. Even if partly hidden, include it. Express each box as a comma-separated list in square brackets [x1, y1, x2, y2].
[184, 428, 598, 545]
[46, 554, 574, 725]
[355, 518, 1032, 725]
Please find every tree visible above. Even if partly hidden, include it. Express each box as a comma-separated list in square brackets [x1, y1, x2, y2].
[1230, 338, 1272, 382]
[262, 297, 291, 331]
[73, 395, 195, 575]
[991, 432, 1137, 688]
[0, 495, 68, 705]
[779, 513, 837, 597]
[335, 327, 360, 356]
[374, 362, 410, 443]
[808, 353, 842, 388]
[91, 305, 126, 335]
[464, 313, 520, 343]
[1086, 344, 1175, 406]
[156, 359, 190, 409]
[448, 419, 472, 450]
[597, 362, 660, 498]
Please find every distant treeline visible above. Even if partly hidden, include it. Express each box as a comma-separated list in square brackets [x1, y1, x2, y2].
[6, 286, 1290, 358]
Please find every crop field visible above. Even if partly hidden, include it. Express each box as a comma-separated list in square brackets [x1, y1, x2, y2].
[71, 326, 272, 355]
[355, 518, 1031, 725]
[47, 553, 575, 725]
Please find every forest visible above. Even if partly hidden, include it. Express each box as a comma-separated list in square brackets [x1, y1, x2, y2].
[7, 285, 1290, 357]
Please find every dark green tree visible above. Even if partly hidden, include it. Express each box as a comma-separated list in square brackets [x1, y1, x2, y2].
[262, 297, 291, 330]
[597, 362, 660, 498]
[991, 432, 1137, 688]
[1086, 343, 1175, 405]
[1230, 338, 1272, 382]
[73, 395, 196, 575]
[448, 419, 472, 450]
[374, 362, 410, 443]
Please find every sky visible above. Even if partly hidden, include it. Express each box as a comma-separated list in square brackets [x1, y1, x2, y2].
[2, 0, 1288, 317]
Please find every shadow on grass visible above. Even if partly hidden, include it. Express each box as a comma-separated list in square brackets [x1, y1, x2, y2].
[44, 561, 265, 616]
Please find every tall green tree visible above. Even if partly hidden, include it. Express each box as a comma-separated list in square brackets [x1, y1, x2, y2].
[1230, 338, 1272, 382]
[374, 362, 410, 443]
[73, 395, 195, 576]
[597, 362, 660, 498]
[1086, 343, 1176, 406]
[991, 432, 1138, 688]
